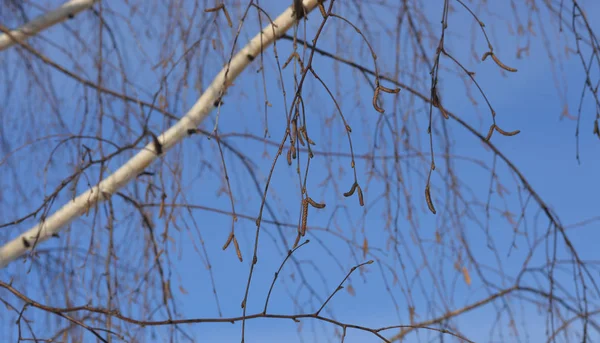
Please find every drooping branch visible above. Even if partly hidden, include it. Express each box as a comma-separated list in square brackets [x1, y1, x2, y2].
[0, 0, 96, 51]
[0, 0, 321, 269]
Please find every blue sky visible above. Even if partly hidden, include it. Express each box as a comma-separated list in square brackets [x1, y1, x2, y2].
[1, 1, 600, 342]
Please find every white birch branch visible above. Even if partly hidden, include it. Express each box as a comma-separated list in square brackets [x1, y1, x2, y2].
[0, 0, 319, 268]
[0, 0, 96, 51]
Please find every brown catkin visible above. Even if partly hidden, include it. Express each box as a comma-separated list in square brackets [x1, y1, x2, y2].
[307, 197, 326, 209]
[425, 185, 436, 214]
[485, 124, 495, 141]
[233, 236, 243, 262]
[222, 232, 234, 250]
[344, 182, 358, 197]
[372, 87, 385, 113]
[300, 198, 309, 236]
[494, 125, 520, 136]
[491, 54, 517, 72]
[357, 185, 364, 206]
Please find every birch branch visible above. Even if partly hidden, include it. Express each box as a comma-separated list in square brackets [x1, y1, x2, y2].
[0, 0, 319, 269]
[0, 0, 96, 51]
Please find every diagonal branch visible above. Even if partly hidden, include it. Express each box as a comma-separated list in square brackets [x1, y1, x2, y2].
[0, 0, 97, 51]
[0, 0, 320, 269]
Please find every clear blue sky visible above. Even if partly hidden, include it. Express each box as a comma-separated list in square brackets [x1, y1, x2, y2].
[1, 1, 599, 342]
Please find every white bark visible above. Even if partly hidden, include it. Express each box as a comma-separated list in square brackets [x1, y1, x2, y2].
[0, 0, 96, 51]
[0, 0, 319, 268]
